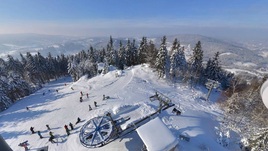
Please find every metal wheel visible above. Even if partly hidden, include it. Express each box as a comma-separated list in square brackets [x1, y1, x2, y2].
[79, 116, 113, 148]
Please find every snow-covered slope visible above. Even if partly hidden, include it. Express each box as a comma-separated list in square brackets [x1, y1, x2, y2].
[0, 65, 238, 151]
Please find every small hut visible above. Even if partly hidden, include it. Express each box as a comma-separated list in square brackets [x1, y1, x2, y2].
[136, 117, 178, 151]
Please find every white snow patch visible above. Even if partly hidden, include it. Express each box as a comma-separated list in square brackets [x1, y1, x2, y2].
[234, 61, 257, 67]
[51, 44, 60, 48]
[219, 52, 237, 56]
[225, 68, 261, 77]
[259, 51, 268, 58]
[2, 44, 18, 47]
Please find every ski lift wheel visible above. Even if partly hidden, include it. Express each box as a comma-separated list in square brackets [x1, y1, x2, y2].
[79, 116, 114, 148]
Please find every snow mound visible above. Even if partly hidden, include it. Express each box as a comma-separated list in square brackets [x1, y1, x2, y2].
[112, 104, 139, 115]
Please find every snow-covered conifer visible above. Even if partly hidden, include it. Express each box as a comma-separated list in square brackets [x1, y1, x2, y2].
[106, 36, 118, 66]
[88, 46, 97, 63]
[0, 87, 12, 111]
[125, 39, 132, 67]
[131, 39, 138, 65]
[204, 52, 221, 81]
[118, 41, 126, 70]
[67, 56, 79, 81]
[138, 37, 148, 64]
[25, 52, 40, 84]
[188, 41, 204, 84]
[156, 36, 169, 78]
[147, 40, 158, 68]
[6, 55, 24, 77]
[46, 52, 57, 79]
[169, 38, 187, 78]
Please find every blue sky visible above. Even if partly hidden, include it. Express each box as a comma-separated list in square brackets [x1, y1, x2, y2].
[0, 0, 267, 39]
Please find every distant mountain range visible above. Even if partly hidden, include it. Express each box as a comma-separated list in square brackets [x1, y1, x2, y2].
[0, 33, 267, 75]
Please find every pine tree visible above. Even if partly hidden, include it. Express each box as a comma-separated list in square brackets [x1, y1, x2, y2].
[147, 40, 158, 68]
[138, 37, 148, 64]
[169, 38, 179, 79]
[88, 46, 97, 63]
[155, 36, 169, 78]
[169, 38, 187, 80]
[57, 54, 68, 75]
[131, 40, 138, 65]
[6, 55, 24, 77]
[125, 39, 132, 66]
[99, 48, 106, 63]
[7, 74, 31, 101]
[106, 36, 117, 66]
[189, 41, 204, 84]
[67, 56, 79, 81]
[19, 53, 27, 67]
[25, 52, 40, 84]
[80, 50, 87, 60]
[0, 58, 7, 77]
[170, 39, 178, 79]
[190, 41, 203, 74]
[0, 60, 12, 109]
[204, 52, 221, 81]
[34, 52, 47, 83]
[0, 86, 12, 111]
[46, 52, 56, 79]
[177, 46, 187, 76]
[118, 41, 126, 70]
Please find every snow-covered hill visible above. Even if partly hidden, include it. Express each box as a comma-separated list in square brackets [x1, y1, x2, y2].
[0, 65, 240, 151]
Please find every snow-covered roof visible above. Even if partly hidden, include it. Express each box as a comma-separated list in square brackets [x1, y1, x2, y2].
[136, 117, 178, 151]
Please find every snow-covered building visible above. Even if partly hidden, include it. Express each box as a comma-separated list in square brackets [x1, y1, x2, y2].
[136, 117, 178, 151]
[0, 135, 13, 151]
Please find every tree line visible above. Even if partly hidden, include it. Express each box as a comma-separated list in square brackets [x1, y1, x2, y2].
[0, 52, 68, 111]
[68, 36, 233, 88]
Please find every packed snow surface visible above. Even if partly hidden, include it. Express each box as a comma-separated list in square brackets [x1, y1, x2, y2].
[0, 64, 236, 151]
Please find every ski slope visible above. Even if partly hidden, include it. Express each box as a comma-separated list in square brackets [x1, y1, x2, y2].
[0, 64, 240, 151]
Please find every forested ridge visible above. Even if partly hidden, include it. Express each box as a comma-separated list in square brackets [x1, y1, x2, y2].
[0, 36, 233, 111]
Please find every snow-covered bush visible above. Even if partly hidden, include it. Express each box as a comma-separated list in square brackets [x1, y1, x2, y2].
[216, 129, 230, 148]
[220, 76, 268, 150]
